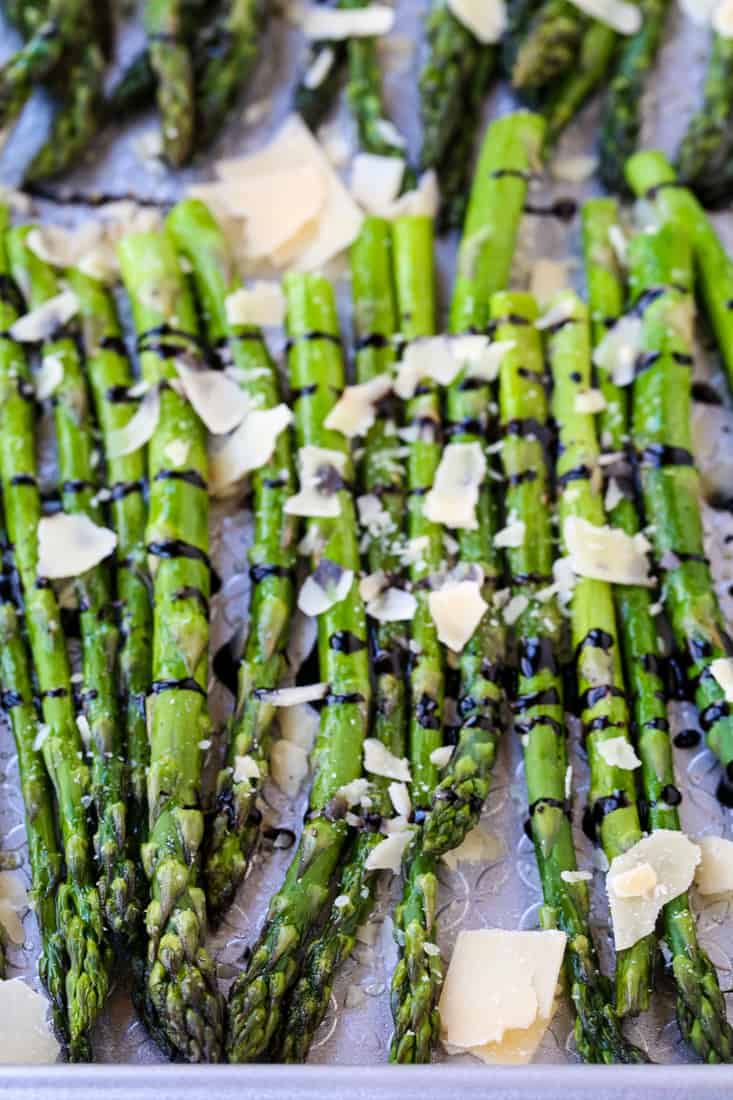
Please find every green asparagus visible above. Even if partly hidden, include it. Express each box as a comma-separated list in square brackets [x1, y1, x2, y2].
[676, 31, 733, 205]
[166, 197, 296, 921]
[544, 20, 616, 150]
[279, 216, 406, 1063]
[195, 0, 264, 147]
[511, 0, 588, 91]
[118, 230, 223, 1062]
[627, 223, 733, 797]
[106, 49, 157, 120]
[227, 273, 371, 1063]
[502, 0, 545, 75]
[598, 0, 670, 192]
[493, 289, 645, 1063]
[582, 197, 733, 1063]
[145, 0, 195, 165]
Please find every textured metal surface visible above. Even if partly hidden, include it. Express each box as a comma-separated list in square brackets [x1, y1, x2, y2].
[1, 0, 733, 1092]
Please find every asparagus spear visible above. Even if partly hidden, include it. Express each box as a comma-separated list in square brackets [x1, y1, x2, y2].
[279, 216, 405, 1063]
[547, 288, 654, 1017]
[0, 594, 68, 1044]
[582, 198, 733, 1063]
[9, 228, 138, 943]
[24, 41, 106, 183]
[625, 151, 733, 401]
[195, 0, 264, 147]
[166, 198, 297, 921]
[388, 215, 444, 1065]
[424, 112, 546, 856]
[145, 0, 196, 166]
[598, 0, 670, 193]
[1, 225, 110, 1061]
[492, 290, 645, 1063]
[346, 26, 408, 161]
[118, 231, 223, 1062]
[64, 266, 152, 865]
[676, 31, 733, 205]
[502, 0, 545, 75]
[106, 49, 157, 120]
[226, 273, 371, 1063]
[543, 20, 616, 150]
[511, 0, 588, 91]
[626, 224, 733, 798]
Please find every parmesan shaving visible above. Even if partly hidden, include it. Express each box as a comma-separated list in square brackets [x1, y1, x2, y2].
[271, 739, 310, 798]
[709, 657, 733, 702]
[389, 781, 411, 817]
[365, 585, 416, 622]
[596, 736, 642, 770]
[363, 738, 411, 782]
[429, 580, 487, 652]
[224, 281, 285, 328]
[395, 336, 459, 398]
[592, 314, 643, 387]
[713, 0, 733, 34]
[568, 0, 642, 32]
[607, 831, 700, 950]
[10, 289, 79, 344]
[233, 755, 261, 783]
[424, 442, 487, 530]
[324, 373, 392, 438]
[443, 826, 505, 872]
[335, 777, 370, 808]
[175, 356, 251, 435]
[285, 445, 347, 517]
[106, 385, 160, 459]
[0, 979, 61, 1064]
[447, 0, 507, 42]
[575, 389, 607, 414]
[560, 870, 592, 884]
[256, 683, 328, 706]
[35, 354, 64, 400]
[209, 404, 293, 497]
[564, 515, 654, 587]
[278, 702, 320, 751]
[38, 513, 117, 580]
[530, 258, 570, 308]
[551, 154, 597, 183]
[301, 4, 395, 39]
[0, 871, 28, 946]
[430, 746, 453, 768]
[364, 828, 414, 872]
[695, 835, 733, 895]
[494, 520, 525, 549]
[297, 559, 354, 616]
[351, 154, 405, 214]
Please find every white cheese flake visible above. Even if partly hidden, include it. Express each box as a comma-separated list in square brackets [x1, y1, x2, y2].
[575, 388, 607, 414]
[224, 282, 285, 328]
[709, 657, 733, 702]
[364, 828, 414, 872]
[351, 154, 405, 214]
[365, 585, 417, 622]
[0, 871, 28, 946]
[713, 0, 733, 34]
[163, 439, 190, 466]
[270, 739, 310, 798]
[35, 354, 64, 400]
[424, 442, 487, 530]
[443, 826, 505, 871]
[278, 702, 320, 751]
[363, 738, 411, 782]
[530, 259, 571, 308]
[395, 336, 459, 398]
[303, 44, 335, 89]
[0, 979, 61, 1064]
[568, 0, 642, 33]
[297, 559, 354, 616]
[256, 683, 329, 707]
[534, 294, 578, 331]
[695, 835, 733, 895]
[564, 515, 654, 587]
[607, 831, 701, 950]
[447, 0, 507, 42]
[494, 520, 526, 549]
[560, 870, 592, 884]
[10, 289, 79, 344]
[106, 385, 160, 459]
[389, 781, 412, 818]
[209, 403, 293, 497]
[430, 745, 454, 768]
[551, 154, 597, 183]
[301, 3, 395, 39]
[596, 736, 642, 770]
[335, 777, 370, 808]
[285, 445, 348, 518]
[175, 355, 251, 435]
[592, 314, 643, 387]
[324, 373, 392, 438]
[502, 593, 529, 625]
[604, 476, 624, 513]
[233, 754, 261, 784]
[429, 580, 487, 652]
[38, 513, 117, 580]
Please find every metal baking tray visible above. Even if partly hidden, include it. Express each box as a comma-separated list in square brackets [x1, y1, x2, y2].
[1, 1, 733, 1095]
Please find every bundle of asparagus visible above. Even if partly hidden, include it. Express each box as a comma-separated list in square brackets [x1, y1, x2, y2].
[676, 30, 733, 206]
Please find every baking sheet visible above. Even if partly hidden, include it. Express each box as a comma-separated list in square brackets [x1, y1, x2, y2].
[0, 0, 733, 1083]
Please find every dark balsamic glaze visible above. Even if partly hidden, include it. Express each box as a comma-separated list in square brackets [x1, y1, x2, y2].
[578, 684, 625, 710]
[108, 480, 145, 501]
[212, 638, 241, 696]
[154, 469, 207, 490]
[355, 332, 391, 351]
[325, 691, 366, 706]
[329, 631, 367, 654]
[643, 717, 670, 731]
[250, 563, 289, 583]
[99, 335, 128, 356]
[147, 540, 210, 567]
[582, 790, 630, 842]
[558, 464, 592, 487]
[285, 331, 342, 353]
[9, 474, 37, 487]
[691, 381, 723, 406]
[578, 628, 614, 653]
[673, 728, 701, 749]
[174, 586, 209, 614]
[640, 444, 694, 468]
[415, 692, 441, 729]
[524, 198, 577, 222]
[105, 384, 138, 404]
[291, 383, 318, 400]
[513, 687, 562, 712]
[151, 677, 206, 697]
[519, 637, 557, 677]
[508, 468, 538, 486]
[1, 690, 23, 709]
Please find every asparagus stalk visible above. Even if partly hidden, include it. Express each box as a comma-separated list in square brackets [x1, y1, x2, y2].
[625, 151, 733, 402]
[388, 215, 444, 1065]
[9, 228, 138, 943]
[626, 224, 733, 798]
[511, 0, 588, 91]
[106, 49, 157, 120]
[424, 113, 546, 856]
[492, 290, 645, 1063]
[543, 20, 616, 149]
[226, 273, 371, 1063]
[346, 23, 408, 161]
[145, 0, 196, 166]
[118, 231, 223, 1062]
[582, 198, 733, 1063]
[195, 0, 264, 147]
[1, 224, 110, 1061]
[279, 216, 405, 1063]
[166, 198, 297, 921]
[501, 0, 545, 75]
[64, 266, 152, 865]
[598, 0, 670, 193]
[0, 594, 68, 1044]
[676, 31, 733, 205]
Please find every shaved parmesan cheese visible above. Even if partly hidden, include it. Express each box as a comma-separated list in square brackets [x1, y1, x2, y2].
[713, 0, 733, 33]
[366, 585, 416, 622]
[424, 442, 487, 530]
[278, 702, 320, 751]
[303, 44, 335, 89]
[389, 781, 411, 817]
[575, 389, 606, 414]
[256, 682, 328, 706]
[429, 580, 487, 652]
[225, 282, 285, 328]
[163, 439, 190, 466]
[298, 559, 354, 616]
[568, 0, 641, 32]
[364, 738, 411, 782]
[358, 495, 393, 536]
[535, 294, 578, 331]
[494, 520, 525, 549]
[351, 154, 405, 214]
[605, 476, 624, 513]
[440, 929, 566, 1050]
[10, 290, 78, 344]
[324, 373, 392, 438]
[561, 869, 592, 884]
[233, 754, 261, 783]
[0, 871, 28, 946]
[106, 385, 160, 459]
[502, 594, 529, 625]
[271, 738, 310, 797]
[608, 224, 628, 266]
[530, 259, 570, 308]
[285, 445, 347, 517]
[564, 515, 654, 587]
[395, 337, 459, 398]
[447, 0, 507, 42]
[446, 1011, 553, 1066]
[38, 513, 117, 580]
[695, 836, 733, 895]
[35, 354, 64, 400]
[607, 830, 700, 950]
[596, 736, 642, 770]
[593, 314, 643, 387]
[385, 170, 440, 219]
[209, 404, 293, 497]
[461, 337, 515, 382]
[374, 118, 406, 149]
[0, 979, 60, 1064]
[336, 777, 370, 807]
[175, 356, 251, 435]
[365, 828, 414, 872]
[430, 745, 453, 768]
[301, 3, 395, 39]
[551, 154, 597, 183]
[443, 826, 504, 871]
[709, 657, 733, 702]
